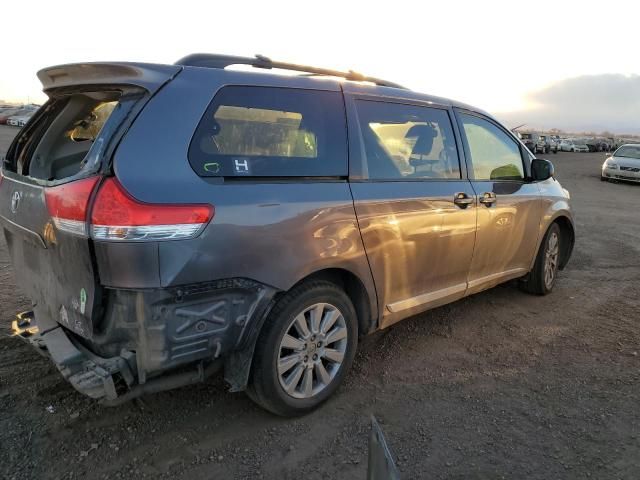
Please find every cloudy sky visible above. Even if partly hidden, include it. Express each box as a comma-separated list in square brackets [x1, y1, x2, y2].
[2, 0, 639, 133]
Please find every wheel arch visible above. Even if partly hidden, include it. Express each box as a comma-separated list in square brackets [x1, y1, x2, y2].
[553, 215, 575, 270]
[285, 267, 377, 336]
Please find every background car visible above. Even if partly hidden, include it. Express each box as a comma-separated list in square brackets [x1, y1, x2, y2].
[0, 108, 25, 124]
[538, 135, 558, 154]
[560, 140, 589, 152]
[520, 132, 538, 153]
[602, 144, 640, 183]
[7, 112, 34, 127]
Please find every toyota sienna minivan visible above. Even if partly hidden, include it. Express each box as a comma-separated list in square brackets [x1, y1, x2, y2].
[0, 54, 574, 416]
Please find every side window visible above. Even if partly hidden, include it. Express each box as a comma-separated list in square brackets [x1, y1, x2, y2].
[458, 113, 525, 181]
[189, 86, 347, 177]
[355, 100, 461, 180]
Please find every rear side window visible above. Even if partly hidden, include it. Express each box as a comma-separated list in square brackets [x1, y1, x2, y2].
[189, 86, 347, 177]
[355, 100, 460, 180]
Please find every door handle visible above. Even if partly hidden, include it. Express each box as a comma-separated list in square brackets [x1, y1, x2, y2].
[453, 192, 474, 208]
[479, 192, 497, 206]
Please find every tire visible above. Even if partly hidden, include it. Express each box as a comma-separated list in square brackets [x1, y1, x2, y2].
[600, 176, 607, 182]
[520, 223, 561, 295]
[247, 281, 358, 416]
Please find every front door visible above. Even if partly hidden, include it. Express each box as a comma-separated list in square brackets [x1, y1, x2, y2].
[455, 110, 542, 294]
[347, 98, 477, 327]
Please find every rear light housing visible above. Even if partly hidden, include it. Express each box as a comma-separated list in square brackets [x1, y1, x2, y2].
[45, 176, 100, 236]
[90, 178, 213, 241]
[45, 176, 213, 241]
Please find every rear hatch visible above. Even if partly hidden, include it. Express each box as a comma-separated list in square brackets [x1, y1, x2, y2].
[0, 62, 180, 339]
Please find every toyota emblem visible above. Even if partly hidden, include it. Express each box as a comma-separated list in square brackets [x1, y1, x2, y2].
[10, 191, 21, 214]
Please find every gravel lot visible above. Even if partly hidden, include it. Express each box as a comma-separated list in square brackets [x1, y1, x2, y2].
[1, 124, 639, 479]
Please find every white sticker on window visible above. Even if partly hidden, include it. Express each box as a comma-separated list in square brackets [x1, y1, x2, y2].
[233, 158, 251, 175]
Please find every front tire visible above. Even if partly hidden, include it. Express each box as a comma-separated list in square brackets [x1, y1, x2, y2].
[247, 281, 358, 416]
[520, 223, 562, 295]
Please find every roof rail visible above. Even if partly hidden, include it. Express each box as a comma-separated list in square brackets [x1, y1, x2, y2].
[174, 53, 407, 89]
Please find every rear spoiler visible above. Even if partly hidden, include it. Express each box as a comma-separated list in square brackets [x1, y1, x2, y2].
[37, 62, 182, 94]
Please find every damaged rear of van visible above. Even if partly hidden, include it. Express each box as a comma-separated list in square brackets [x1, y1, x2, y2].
[0, 62, 281, 403]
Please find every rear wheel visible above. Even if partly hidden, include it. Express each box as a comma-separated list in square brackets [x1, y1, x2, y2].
[520, 223, 562, 295]
[247, 281, 358, 416]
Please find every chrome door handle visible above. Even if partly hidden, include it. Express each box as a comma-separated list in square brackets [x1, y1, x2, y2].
[479, 192, 497, 206]
[453, 192, 474, 208]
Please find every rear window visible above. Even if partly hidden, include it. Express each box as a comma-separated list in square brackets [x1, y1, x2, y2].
[5, 91, 123, 181]
[188, 86, 347, 177]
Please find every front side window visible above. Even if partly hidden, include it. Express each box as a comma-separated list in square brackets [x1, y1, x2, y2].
[189, 86, 347, 177]
[459, 113, 525, 181]
[355, 100, 460, 180]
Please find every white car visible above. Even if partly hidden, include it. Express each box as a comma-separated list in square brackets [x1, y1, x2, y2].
[7, 113, 33, 127]
[560, 140, 589, 153]
[602, 144, 640, 183]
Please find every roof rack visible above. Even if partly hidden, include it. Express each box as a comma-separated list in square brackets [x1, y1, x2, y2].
[174, 53, 407, 89]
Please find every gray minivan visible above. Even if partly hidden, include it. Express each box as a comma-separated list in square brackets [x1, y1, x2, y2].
[1, 55, 574, 416]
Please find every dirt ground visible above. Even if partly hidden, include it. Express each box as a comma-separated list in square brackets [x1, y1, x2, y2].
[1, 124, 639, 480]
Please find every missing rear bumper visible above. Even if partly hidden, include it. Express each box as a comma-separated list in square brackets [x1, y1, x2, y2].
[10, 278, 277, 403]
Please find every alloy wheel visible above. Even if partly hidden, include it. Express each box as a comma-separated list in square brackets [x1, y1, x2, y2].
[277, 303, 348, 399]
[544, 231, 560, 289]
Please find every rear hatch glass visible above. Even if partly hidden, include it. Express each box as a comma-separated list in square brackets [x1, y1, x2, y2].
[0, 89, 142, 339]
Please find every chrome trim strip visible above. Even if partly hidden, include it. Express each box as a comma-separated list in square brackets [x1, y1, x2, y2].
[387, 283, 467, 313]
[467, 267, 528, 289]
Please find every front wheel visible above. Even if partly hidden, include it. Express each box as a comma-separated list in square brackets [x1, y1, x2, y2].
[247, 281, 358, 416]
[520, 223, 562, 295]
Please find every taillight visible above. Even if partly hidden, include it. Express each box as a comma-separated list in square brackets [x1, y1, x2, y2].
[90, 178, 214, 241]
[45, 176, 100, 236]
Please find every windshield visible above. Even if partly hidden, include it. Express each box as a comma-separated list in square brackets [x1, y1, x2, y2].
[614, 145, 640, 159]
[521, 133, 532, 139]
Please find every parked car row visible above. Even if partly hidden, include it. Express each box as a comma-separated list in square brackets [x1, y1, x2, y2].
[515, 130, 637, 155]
[0, 104, 39, 127]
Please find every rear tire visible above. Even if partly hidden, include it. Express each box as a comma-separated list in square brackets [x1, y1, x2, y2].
[520, 223, 562, 295]
[247, 281, 358, 416]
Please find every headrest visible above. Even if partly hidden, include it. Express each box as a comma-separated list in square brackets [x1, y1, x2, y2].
[405, 124, 438, 156]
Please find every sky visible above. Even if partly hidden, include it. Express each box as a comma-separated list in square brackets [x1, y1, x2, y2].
[1, 0, 639, 133]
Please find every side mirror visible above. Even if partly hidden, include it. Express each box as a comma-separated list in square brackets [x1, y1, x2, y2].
[532, 158, 555, 181]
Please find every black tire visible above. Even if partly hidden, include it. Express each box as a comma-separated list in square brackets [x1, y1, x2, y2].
[247, 281, 358, 416]
[600, 175, 607, 182]
[519, 223, 562, 295]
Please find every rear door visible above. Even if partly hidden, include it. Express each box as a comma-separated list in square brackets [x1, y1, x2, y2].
[454, 110, 542, 294]
[346, 96, 476, 328]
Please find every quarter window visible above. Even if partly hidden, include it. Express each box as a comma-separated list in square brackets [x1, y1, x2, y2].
[355, 101, 461, 180]
[459, 113, 524, 180]
[189, 86, 347, 177]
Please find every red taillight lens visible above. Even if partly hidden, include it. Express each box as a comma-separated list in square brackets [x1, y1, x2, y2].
[90, 178, 213, 241]
[45, 176, 100, 235]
